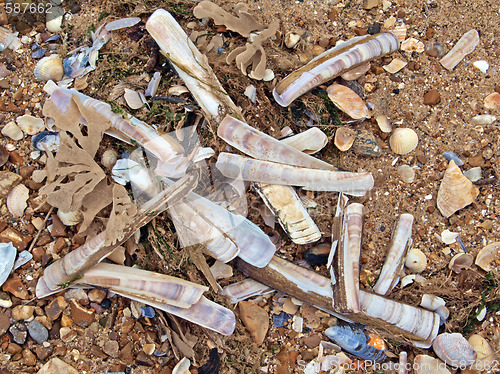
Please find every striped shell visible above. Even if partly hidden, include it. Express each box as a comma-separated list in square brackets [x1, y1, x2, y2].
[468, 334, 497, 369]
[34, 55, 65, 82]
[405, 248, 427, 273]
[475, 242, 500, 272]
[327, 83, 370, 119]
[7, 183, 29, 218]
[334, 126, 356, 151]
[437, 160, 479, 218]
[432, 333, 477, 368]
[389, 128, 418, 155]
[273, 33, 399, 107]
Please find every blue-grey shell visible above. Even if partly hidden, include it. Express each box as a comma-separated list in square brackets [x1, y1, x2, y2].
[0, 242, 17, 287]
[325, 324, 387, 362]
[32, 131, 60, 152]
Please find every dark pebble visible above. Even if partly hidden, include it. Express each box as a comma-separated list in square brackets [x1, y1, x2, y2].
[101, 298, 111, 310]
[367, 23, 381, 34]
[380, 226, 386, 232]
[393, 89, 400, 94]
[273, 312, 291, 328]
[303, 244, 330, 266]
[69, 3, 81, 13]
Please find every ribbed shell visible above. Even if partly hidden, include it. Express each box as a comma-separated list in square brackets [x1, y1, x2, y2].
[389, 128, 418, 155]
[432, 333, 477, 368]
[7, 183, 29, 218]
[326, 83, 370, 119]
[34, 55, 65, 82]
[475, 242, 500, 272]
[437, 160, 479, 217]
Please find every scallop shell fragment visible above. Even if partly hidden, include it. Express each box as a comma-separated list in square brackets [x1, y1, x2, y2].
[437, 160, 479, 218]
[7, 183, 29, 218]
[405, 248, 427, 273]
[334, 126, 356, 151]
[475, 242, 500, 272]
[16, 115, 45, 135]
[389, 128, 418, 155]
[432, 333, 477, 368]
[326, 83, 370, 120]
[34, 55, 65, 82]
[439, 29, 480, 71]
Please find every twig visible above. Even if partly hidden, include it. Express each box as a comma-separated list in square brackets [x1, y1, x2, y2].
[28, 206, 54, 253]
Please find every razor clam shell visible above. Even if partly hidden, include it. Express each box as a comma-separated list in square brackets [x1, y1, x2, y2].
[168, 191, 276, 268]
[255, 183, 321, 245]
[437, 160, 479, 218]
[236, 256, 440, 347]
[440, 29, 480, 71]
[420, 294, 445, 311]
[475, 242, 500, 272]
[432, 333, 477, 368]
[217, 115, 335, 170]
[216, 153, 374, 196]
[78, 263, 207, 308]
[373, 213, 414, 295]
[6, 183, 29, 218]
[0, 242, 17, 287]
[333, 203, 363, 313]
[146, 9, 242, 122]
[221, 278, 274, 303]
[279, 128, 328, 154]
[273, 33, 399, 107]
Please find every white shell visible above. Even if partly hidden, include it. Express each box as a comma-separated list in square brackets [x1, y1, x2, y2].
[420, 294, 445, 311]
[34, 55, 65, 82]
[57, 210, 83, 226]
[375, 114, 392, 133]
[280, 128, 328, 154]
[172, 357, 191, 374]
[124, 88, 147, 109]
[397, 165, 415, 183]
[389, 128, 418, 155]
[448, 253, 473, 273]
[400, 38, 425, 53]
[46, 6, 65, 33]
[0, 242, 17, 288]
[0, 26, 22, 51]
[284, 32, 301, 48]
[145, 72, 161, 97]
[484, 92, 500, 109]
[1, 121, 24, 140]
[432, 333, 477, 368]
[405, 248, 427, 273]
[470, 114, 496, 125]
[168, 85, 190, 96]
[383, 58, 407, 74]
[210, 260, 233, 280]
[468, 334, 497, 370]
[475, 242, 500, 272]
[16, 115, 45, 135]
[7, 183, 29, 218]
[473, 60, 489, 73]
[244, 85, 257, 104]
[440, 229, 458, 244]
[440, 29, 480, 71]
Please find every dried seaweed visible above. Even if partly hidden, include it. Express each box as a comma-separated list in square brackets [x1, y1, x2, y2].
[105, 184, 139, 246]
[193, 1, 264, 38]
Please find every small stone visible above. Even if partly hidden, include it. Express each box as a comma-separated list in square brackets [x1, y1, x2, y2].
[101, 298, 111, 309]
[302, 334, 322, 348]
[37, 357, 79, 374]
[119, 342, 134, 364]
[426, 27, 436, 38]
[35, 345, 52, 361]
[50, 214, 66, 237]
[45, 296, 68, 321]
[69, 299, 95, 328]
[354, 28, 368, 36]
[363, 0, 379, 10]
[12, 305, 35, 320]
[423, 89, 441, 105]
[7, 342, 22, 355]
[238, 301, 269, 345]
[121, 317, 135, 333]
[2, 274, 29, 299]
[9, 322, 28, 344]
[327, 8, 338, 21]
[103, 340, 119, 357]
[59, 326, 77, 342]
[0, 312, 9, 336]
[367, 23, 381, 35]
[0, 171, 22, 198]
[69, 3, 81, 13]
[88, 288, 107, 304]
[21, 348, 37, 366]
[352, 130, 381, 157]
[468, 155, 484, 167]
[136, 352, 154, 366]
[61, 314, 72, 327]
[1, 121, 23, 141]
[64, 288, 89, 304]
[28, 320, 49, 344]
[0, 227, 32, 251]
[143, 343, 156, 355]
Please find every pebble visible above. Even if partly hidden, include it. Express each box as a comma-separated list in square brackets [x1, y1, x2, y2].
[468, 155, 484, 167]
[37, 357, 79, 374]
[2, 274, 29, 299]
[302, 334, 322, 348]
[64, 288, 89, 304]
[45, 296, 68, 321]
[101, 298, 111, 310]
[443, 151, 464, 166]
[426, 27, 436, 38]
[9, 322, 28, 344]
[0, 227, 32, 251]
[273, 311, 292, 328]
[136, 352, 154, 366]
[50, 214, 67, 237]
[60, 326, 77, 342]
[423, 89, 441, 105]
[61, 314, 72, 327]
[352, 130, 381, 157]
[119, 342, 134, 364]
[0, 171, 22, 198]
[143, 343, 156, 355]
[35, 345, 52, 361]
[12, 305, 35, 320]
[69, 299, 95, 328]
[0, 291, 12, 308]
[363, 0, 379, 10]
[22, 348, 37, 366]
[425, 42, 446, 57]
[0, 312, 9, 336]
[141, 306, 155, 318]
[1, 121, 24, 140]
[103, 340, 120, 357]
[28, 320, 49, 344]
[367, 23, 381, 34]
[239, 301, 269, 345]
[88, 288, 107, 304]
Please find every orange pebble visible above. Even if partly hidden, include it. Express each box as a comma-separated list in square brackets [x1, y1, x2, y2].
[367, 332, 388, 351]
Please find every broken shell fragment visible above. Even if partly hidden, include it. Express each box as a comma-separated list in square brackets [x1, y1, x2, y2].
[484, 92, 500, 109]
[405, 248, 427, 273]
[273, 33, 399, 107]
[334, 126, 356, 151]
[400, 38, 425, 53]
[284, 32, 301, 48]
[280, 128, 328, 154]
[432, 333, 477, 368]
[475, 242, 500, 272]
[439, 29, 480, 71]
[397, 165, 415, 183]
[441, 229, 458, 244]
[101, 149, 119, 170]
[34, 55, 65, 82]
[32, 131, 60, 152]
[375, 114, 392, 133]
[123, 88, 147, 109]
[420, 294, 445, 311]
[437, 160, 479, 218]
[105, 17, 142, 31]
[326, 83, 370, 119]
[389, 128, 418, 155]
[57, 210, 83, 226]
[470, 114, 496, 126]
[448, 253, 473, 273]
[383, 58, 407, 74]
[210, 261, 233, 280]
[16, 115, 45, 135]
[244, 85, 257, 104]
[7, 183, 29, 218]
[0, 26, 22, 51]
[0, 242, 17, 287]
[414, 355, 451, 374]
[473, 60, 489, 73]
